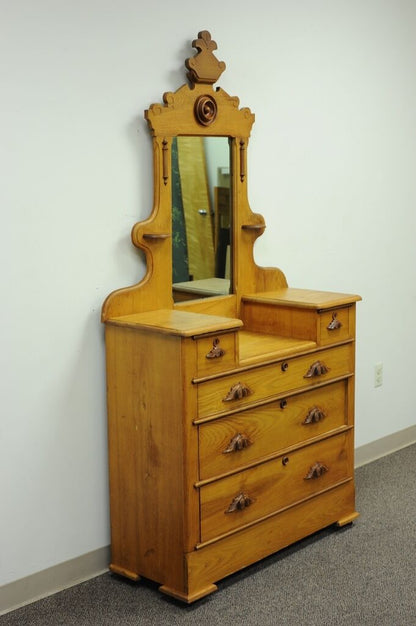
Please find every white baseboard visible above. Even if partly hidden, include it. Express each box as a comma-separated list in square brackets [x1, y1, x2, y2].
[2, 426, 415, 616]
[355, 424, 416, 467]
[0, 545, 110, 616]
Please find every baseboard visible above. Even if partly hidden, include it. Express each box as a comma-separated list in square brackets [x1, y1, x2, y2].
[2, 427, 415, 616]
[0, 545, 111, 616]
[355, 425, 416, 467]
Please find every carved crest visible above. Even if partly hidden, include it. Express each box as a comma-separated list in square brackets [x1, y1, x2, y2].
[185, 30, 226, 85]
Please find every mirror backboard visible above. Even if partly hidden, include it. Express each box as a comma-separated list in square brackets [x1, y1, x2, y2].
[102, 30, 288, 321]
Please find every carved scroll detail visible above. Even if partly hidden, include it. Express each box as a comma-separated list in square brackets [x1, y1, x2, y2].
[223, 382, 252, 402]
[223, 433, 252, 454]
[225, 492, 253, 513]
[327, 312, 342, 330]
[304, 462, 329, 479]
[206, 337, 225, 359]
[304, 361, 330, 378]
[303, 407, 326, 424]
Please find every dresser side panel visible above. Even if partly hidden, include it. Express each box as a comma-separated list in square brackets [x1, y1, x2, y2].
[105, 325, 186, 586]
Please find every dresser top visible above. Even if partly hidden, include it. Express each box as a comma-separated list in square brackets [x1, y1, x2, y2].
[105, 308, 243, 337]
[242, 288, 361, 309]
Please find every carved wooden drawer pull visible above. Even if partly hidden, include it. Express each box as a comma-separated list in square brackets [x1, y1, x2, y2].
[206, 337, 225, 359]
[327, 312, 342, 330]
[304, 462, 329, 479]
[225, 492, 253, 513]
[304, 361, 330, 378]
[223, 382, 252, 402]
[303, 407, 326, 424]
[223, 433, 252, 454]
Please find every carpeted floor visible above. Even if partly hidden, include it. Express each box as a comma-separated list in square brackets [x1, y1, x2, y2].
[2, 444, 415, 625]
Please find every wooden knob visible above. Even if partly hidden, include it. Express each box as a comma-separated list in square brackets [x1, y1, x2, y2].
[327, 312, 342, 330]
[223, 433, 252, 454]
[223, 382, 252, 402]
[303, 407, 326, 424]
[304, 462, 329, 479]
[206, 337, 225, 359]
[225, 493, 253, 513]
[304, 361, 330, 378]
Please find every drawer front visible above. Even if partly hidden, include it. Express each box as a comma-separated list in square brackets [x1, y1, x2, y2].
[197, 343, 353, 418]
[196, 333, 237, 376]
[200, 431, 352, 543]
[199, 380, 347, 480]
[318, 307, 353, 346]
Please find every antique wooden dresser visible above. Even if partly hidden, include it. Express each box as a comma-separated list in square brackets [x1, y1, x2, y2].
[102, 31, 361, 603]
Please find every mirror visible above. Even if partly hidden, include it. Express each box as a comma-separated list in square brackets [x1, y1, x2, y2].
[172, 136, 231, 301]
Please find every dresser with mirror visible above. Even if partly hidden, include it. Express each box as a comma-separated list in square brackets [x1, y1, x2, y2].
[102, 31, 361, 603]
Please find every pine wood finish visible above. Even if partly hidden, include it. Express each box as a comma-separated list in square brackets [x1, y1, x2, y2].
[102, 31, 361, 603]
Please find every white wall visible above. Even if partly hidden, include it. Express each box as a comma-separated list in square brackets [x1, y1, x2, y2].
[1, 0, 415, 586]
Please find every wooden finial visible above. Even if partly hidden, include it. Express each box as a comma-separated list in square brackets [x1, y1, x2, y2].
[185, 30, 226, 85]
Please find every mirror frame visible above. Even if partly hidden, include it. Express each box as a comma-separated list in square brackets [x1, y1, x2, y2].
[102, 31, 287, 321]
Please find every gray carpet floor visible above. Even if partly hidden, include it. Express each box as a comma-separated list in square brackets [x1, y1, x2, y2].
[2, 444, 415, 625]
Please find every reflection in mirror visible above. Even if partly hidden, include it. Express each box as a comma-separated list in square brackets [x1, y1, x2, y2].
[172, 136, 231, 301]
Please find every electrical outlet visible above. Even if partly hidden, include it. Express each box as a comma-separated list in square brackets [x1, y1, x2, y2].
[374, 362, 383, 387]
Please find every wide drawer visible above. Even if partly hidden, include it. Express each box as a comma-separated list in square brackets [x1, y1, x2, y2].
[198, 379, 348, 480]
[200, 431, 352, 543]
[197, 343, 353, 418]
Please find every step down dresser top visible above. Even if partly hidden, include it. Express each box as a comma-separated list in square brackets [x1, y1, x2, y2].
[102, 31, 361, 603]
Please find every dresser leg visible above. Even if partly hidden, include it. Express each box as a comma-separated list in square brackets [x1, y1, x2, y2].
[336, 511, 359, 527]
[159, 583, 218, 603]
[109, 563, 141, 581]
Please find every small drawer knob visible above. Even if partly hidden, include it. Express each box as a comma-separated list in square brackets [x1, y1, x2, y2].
[206, 337, 225, 359]
[327, 312, 342, 330]
[281, 362, 289, 372]
[282, 456, 290, 466]
[280, 399, 288, 409]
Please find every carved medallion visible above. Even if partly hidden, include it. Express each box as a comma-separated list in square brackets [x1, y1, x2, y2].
[194, 94, 218, 126]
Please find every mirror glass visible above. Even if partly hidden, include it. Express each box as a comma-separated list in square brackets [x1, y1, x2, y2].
[172, 136, 231, 301]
